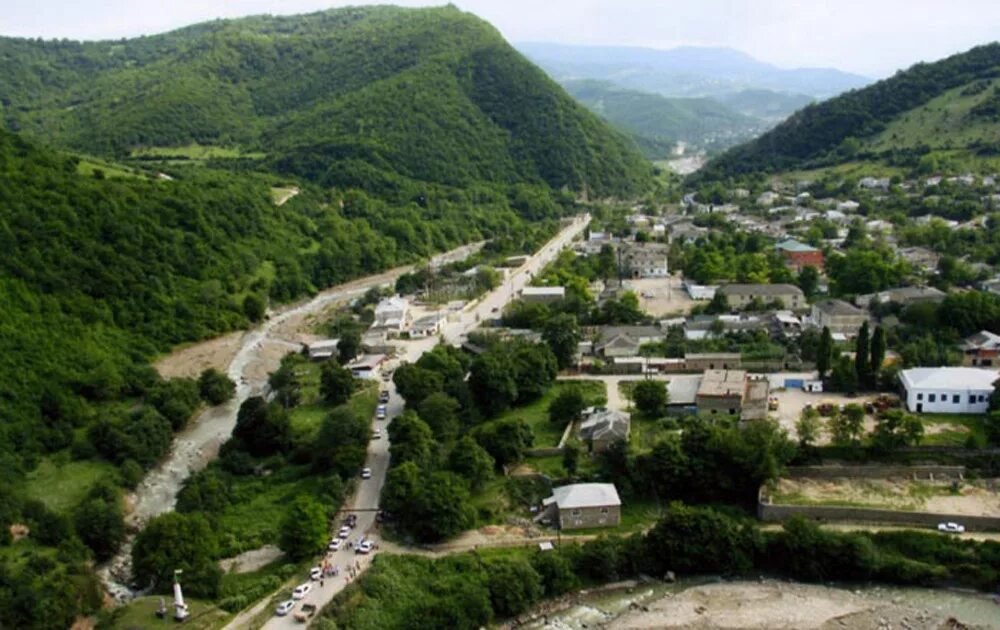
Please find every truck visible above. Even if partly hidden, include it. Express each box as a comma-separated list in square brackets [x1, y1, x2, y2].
[294, 604, 317, 623]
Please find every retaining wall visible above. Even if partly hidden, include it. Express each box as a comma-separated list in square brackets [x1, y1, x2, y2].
[758, 500, 1000, 532]
[784, 465, 965, 480]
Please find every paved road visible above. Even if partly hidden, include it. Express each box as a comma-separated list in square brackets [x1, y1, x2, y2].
[249, 215, 590, 629]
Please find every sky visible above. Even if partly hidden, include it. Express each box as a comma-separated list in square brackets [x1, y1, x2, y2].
[3, 0, 1000, 77]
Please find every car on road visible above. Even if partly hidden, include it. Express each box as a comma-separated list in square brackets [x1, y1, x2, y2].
[356, 540, 374, 554]
[938, 522, 966, 534]
[371, 429, 381, 439]
[309, 566, 322, 580]
[338, 525, 351, 538]
[292, 583, 312, 599]
[276, 600, 295, 616]
[379, 391, 390, 403]
[361, 467, 372, 479]
[328, 538, 342, 551]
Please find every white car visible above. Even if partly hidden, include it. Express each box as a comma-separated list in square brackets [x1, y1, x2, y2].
[376, 406, 387, 420]
[328, 538, 342, 551]
[338, 525, 351, 539]
[310, 566, 322, 581]
[361, 467, 372, 479]
[276, 600, 295, 616]
[371, 429, 381, 439]
[938, 522, 966, 534]
[292, 583, 312, 600]
[356, 540, 374, 554]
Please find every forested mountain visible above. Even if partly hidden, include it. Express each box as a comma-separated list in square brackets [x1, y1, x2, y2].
[714, 89, 815, 121]
[0, 6, 651, 197]
[562, 79, 763, 158]
[700, 42, 1000, 179]
[517, 42, 870, 99]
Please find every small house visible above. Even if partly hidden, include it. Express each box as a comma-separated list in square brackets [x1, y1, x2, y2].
[542, 483, 621, 529]
[346, 354, 387, 379]
[307, 339, 340, 361]
[521, 286, 565, 304]
[578, 408, 631, 452]
[960, 330, 1000, 367]
[900, 367, 998, 414]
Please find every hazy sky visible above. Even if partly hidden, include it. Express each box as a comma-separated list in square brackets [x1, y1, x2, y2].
[4, 0, 1000, 77]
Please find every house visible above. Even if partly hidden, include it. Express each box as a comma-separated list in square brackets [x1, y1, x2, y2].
[775, 239, 824, 272]
[811, 299, 867, 335]
[542, 483, 621, 529]
[695, 369, 770, 419]
[837, 200, 861, 212]
[522, 286, 565, 304]
[858, 177, 890, 191]
[898, 247, 940, 274]
[504, 255, 530, 267]
[593, 326, 664, 357]
[306, 339, 340, 361]
[899, 367, 998, 414]
[856, 286, 946, 308]
[685, 353, 741, 371]
[960, 330, 1000, 367]
[757, 191, 780, 206]
[685, 283, 718, 301]
[346, 354, 387, 379]
[719, 283, 805, 310]
[373, 296, 410, 335]
[410, 313, 445, 338]
[623, 243, 669, 278]
[772, 311, 803, 336]
[578, 408, 631, 452]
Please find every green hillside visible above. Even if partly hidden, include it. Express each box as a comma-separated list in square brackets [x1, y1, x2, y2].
[0, 5, 651, 197]
[562, 79, 762, 158]
[700, 42, 1000, 179]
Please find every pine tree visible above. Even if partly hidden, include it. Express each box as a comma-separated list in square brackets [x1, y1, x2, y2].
[870, 325, 886, 388]
[817, 326, 833, 378]
[854, 321, 870, 388]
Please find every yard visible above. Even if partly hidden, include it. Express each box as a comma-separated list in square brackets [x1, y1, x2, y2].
[495, 380, 607, 448]
[288, 364, 379, 439]
[107, 596, 230, 630]
[767, 477, 1000, 516]
[917, 413, 986, 447]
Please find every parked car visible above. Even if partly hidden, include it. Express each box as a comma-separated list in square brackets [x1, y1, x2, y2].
[379, 391, 390, 404]
[328, 538, 342, 551]
[292, 583, 312, 599]
[309, 566, 322, 581]
[371, 429, 381, 439]
[938, 522, 966, 534]
[356, 540, 374, 554]
[361, 467, 372, 479]
[294, 603, 317, 623]
[276, 600, 295, 616]
[338, 525, 351, 539]
[344, 513, 357, 527]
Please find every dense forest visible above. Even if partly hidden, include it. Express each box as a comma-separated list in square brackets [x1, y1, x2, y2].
[699, 42, 1000, 178]
[0, 5, 652, 197]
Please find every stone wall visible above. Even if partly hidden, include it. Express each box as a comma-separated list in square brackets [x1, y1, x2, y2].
[758, 500, 1000, 532]
[783, 465, 965, 480]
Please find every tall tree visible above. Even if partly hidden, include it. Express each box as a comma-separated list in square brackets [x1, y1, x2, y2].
[279, 495, 329, 560]
[854, 321, 871, 387]
[633, 380, 669, 418]
[816, 327, 833, 378]
[337, 329, 361, 364]
[797, 265, 820, 299]
[542, 313, 582, 369]
[869, 325, 886, 388]
[320, 362, 355, 406]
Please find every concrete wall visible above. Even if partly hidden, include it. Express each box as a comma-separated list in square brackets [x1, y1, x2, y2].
[783, 465, 965, 480]
[758, 500, 1000, 532]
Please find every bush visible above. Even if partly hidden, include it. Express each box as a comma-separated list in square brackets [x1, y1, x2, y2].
[198, 368, 236, 405]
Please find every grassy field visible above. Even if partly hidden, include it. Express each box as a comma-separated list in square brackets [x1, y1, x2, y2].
[919, 413, 987, 447]
[495, 380, 607, 448]
[129, 144, 266, 161]
[290, 377, 379, 440]
[766, 476, 1000, 514]
[630, 416, 680, 452]
[24, 457, 117, 513]
[76, 156, 145, 179]
[107, 596, 230, 630]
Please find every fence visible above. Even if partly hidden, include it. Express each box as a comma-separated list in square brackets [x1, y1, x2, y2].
[783, 465, 965, 480]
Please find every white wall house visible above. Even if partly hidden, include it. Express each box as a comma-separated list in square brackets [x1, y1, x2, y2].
[899, 367, 998, 414]
[373, 296, 410, 333]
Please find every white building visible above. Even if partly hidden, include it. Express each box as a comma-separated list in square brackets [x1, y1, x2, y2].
[374, 296, 410, 334]
[899, 367, 998, 414]
[522, 286, 566, 304]
[346, 354, 387, 379]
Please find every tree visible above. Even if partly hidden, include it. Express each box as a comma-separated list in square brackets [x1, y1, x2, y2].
[320, 362, 355, 406]
[871, 409, 924, 452]
[562, 441, 580, 475]
[132, 512, 221, 598]
[597, 244, 618, 280]
[543, 313, 582, 369]
[280, 495, 329, 560]
[797, 265, 820, 298]
[990, 378, 1000, 412]
[484, 556, 543, 618]
[73, 491, 125, 562]
[816, 327, 833, 378]
[198, 368, 235, 405]
[232, 396, 291, 457]
[268, 353, 303, 408]
[830, 354, 858, 394]
[854, 321, 871, 387]
[548, 387, 586, 425]
[472, 418, 533, 469]
[448, 436, 494, 490]
[795, 407, 822, 449]
[705, 291, 730, 315]
[337, 329, 361, 364]
[633, 380, 669, 418]
[417, 392, 461, 442]
[830, 404, 865, 446]
[869, 325, 886, 388]
[388, 411, 436, 468]
[511, 343, 558, 403]
[243, 294, 265, 322]
[393, 364, 444, 407]
[469, 351, 519, 416]
[312, 407, 368, 477]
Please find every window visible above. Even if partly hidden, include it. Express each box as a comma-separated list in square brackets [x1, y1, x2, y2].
[980, 395, 987, 403]
[917, 393, 923, 401]
[971, 395, 977, 405]
[928, 394, 936, 403]
[600, 507, 609, 514]
[953, 395, 960, 404]
[571, 509, 581, 516]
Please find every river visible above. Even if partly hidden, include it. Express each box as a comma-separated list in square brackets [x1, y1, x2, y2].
[522, 578, 1000, 629]
[99, 241, 485, 601]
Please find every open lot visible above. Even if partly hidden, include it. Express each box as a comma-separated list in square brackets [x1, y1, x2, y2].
[626, 274, 698, 317]
[769, 476, 1000, 516]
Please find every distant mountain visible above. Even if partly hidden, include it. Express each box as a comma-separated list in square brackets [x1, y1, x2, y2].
[713, 89, 816, 121]
[0, 6, 651, 197]
[700, 42, 1000, 179]
[562, 79, 763, 158]
[517, 42, 871, 99]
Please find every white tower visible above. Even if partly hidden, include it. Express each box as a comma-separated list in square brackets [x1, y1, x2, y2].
[173, 569, 190, 621]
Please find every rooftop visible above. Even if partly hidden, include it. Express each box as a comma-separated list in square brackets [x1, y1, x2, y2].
[545, 483, 621, 510]
[697, 369, 747, 398]
[814, 299, 864, 316]
[900, 367, 999, 391]
[962, 330, 1000, 351]
[775, 239, 818, 253]
[522, 286, 565, 296]
[719, 283, 803, 297]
